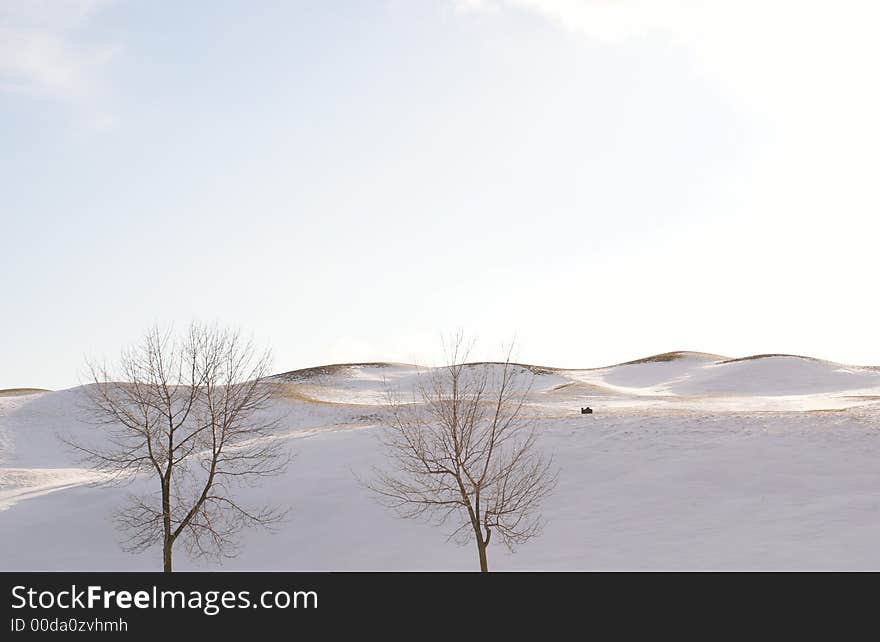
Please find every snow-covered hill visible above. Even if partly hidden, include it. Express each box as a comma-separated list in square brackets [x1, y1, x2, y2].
[3, 352, 880, 570]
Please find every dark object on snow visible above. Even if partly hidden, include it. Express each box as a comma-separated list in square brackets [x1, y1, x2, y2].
[581, 407, 593, 415]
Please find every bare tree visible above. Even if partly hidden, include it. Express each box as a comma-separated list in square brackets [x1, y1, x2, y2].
[364, 335, 558, 572]
[67, 323, 289, 572]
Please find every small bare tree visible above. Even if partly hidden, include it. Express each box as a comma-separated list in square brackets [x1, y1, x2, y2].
[68, 323, 289, 572]
[364, 336, 558, 572]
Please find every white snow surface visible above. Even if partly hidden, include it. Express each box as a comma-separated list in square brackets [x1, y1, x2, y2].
[4, 352, 880, 570]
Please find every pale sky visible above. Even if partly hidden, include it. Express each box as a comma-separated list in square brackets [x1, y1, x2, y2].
[2, 1, 880, 390]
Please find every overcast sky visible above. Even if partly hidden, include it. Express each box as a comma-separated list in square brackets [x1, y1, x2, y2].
[3, 1, 880, 389]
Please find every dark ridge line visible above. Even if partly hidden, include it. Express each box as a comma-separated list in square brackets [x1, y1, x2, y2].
[274, 361, 563, 380]
[0, 388, 51, 396]
[273, 351, 879, 380]
[610, 351, 730, 367]
[273, 362, 419, 380]
[719, 353, 822, 364]
[12, 352, 878, 392]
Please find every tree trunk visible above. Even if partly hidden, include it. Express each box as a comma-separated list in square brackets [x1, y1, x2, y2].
[162, 480, 173, 573]
[477, 540, 489, 572]
[472, 521, 489, 572]
[163, 540, 173, 573]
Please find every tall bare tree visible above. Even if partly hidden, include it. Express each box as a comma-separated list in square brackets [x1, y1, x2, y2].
[364, 336, 558, 572]
[68, 323, 289, 572]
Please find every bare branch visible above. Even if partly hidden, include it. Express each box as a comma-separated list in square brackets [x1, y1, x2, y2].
[363, 334, 558, 571]
[68, 322, 290, 572]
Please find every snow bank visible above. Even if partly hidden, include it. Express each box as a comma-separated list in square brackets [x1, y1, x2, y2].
[4, 353, 880, 570]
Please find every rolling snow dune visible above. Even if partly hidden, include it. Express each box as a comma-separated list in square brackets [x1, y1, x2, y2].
[565, 352, 880, 409]
[584, 352, 724, 391]
[670, 356, 880, 396]
[4, 352, 880, 570]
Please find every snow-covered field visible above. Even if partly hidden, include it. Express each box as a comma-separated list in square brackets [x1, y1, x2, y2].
[4, 352, 880, 570]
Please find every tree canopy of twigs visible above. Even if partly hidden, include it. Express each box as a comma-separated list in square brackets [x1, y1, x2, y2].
[67, 323, 289, 572]
[364, 336, 558, 572]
